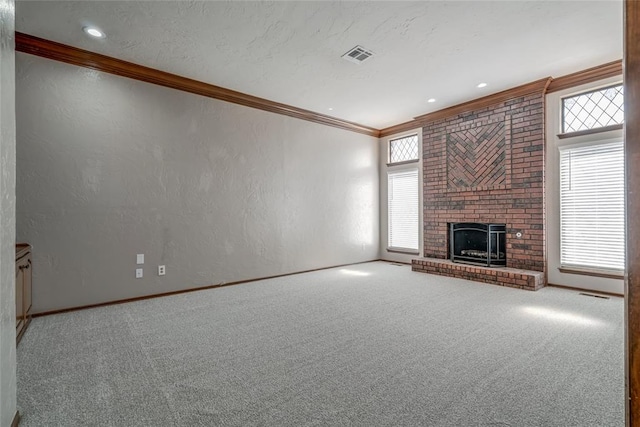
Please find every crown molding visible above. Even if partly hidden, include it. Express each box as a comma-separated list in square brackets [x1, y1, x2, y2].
[379, 120, 421, 138]
[546, 59, 622, 93]
[15, 32, 380, 138]
[14, 32, 623, 141]
[381, 60, 621, 135]
[413, 77, 552, 125]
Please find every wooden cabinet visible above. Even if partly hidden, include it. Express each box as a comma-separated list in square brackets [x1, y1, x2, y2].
[16, 243, 32, 344]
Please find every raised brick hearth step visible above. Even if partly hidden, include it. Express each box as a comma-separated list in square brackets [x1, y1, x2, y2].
[412, 257, 545, 291]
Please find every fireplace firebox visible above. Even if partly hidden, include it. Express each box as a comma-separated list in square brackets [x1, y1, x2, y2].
[450, 223, 506, 267]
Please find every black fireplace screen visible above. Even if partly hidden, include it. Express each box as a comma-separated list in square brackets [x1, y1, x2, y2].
[450, 223, 506, 267]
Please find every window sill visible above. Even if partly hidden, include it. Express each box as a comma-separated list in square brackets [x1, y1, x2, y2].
[557, 123, 623, 139]
[558, 266, 624, 280]
[387, 247, 420, 255]
[386, 159, 419, 167]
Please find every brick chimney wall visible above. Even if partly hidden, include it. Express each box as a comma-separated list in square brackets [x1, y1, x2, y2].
[422, 92, 545, 272]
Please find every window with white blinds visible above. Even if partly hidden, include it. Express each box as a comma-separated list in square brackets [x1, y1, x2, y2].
[388, 169, 419, 252]
[559, 141, 625, 271]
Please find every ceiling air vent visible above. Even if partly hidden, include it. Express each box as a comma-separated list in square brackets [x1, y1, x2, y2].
[342, 45, 374, 64]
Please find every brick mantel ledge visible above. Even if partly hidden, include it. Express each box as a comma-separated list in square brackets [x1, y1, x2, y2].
[412, 257, 545, 291]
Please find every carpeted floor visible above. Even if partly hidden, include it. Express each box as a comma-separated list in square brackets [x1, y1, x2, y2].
[17, 261, 624, 426]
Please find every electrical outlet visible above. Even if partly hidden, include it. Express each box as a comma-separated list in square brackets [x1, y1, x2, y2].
[136, 268, 143, 279]
[158, 265, 166, 276]
[137, 254, 144, 264]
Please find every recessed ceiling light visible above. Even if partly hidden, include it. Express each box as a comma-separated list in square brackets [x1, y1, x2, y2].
[427, 98, 436, 103]
[83, 26, 105, 38]
[477, 82, 488, 88]
[328, 107, 334, 111]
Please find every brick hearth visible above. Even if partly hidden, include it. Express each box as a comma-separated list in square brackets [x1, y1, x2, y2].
[412, 258, 544, 291]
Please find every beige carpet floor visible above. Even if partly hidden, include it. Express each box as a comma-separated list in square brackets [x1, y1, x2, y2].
[17, 261, 624, 426]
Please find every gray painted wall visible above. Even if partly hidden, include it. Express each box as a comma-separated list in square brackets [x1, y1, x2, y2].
[16, 54, 380, 313]
[0, 0, 17, 424]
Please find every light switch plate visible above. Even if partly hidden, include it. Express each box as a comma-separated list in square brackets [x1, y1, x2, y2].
[137, 254, 144, 264]
[136, 268, 143, 279]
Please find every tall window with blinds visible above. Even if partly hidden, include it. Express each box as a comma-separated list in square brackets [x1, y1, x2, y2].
[559, 141, 625, 271]
[387, 169, 419, 252]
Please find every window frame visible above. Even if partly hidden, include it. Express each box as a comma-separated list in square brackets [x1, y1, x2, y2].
[387, 133, 420, 166]
[382, 129, 423, 259]
[386, 166, 420, 254]
[545, 75, 624, 294]
[559, 83, 624, 137]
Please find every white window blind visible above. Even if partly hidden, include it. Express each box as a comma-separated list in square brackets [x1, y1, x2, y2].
[559, 141, 625, 271]
[388, 169, 419, 252]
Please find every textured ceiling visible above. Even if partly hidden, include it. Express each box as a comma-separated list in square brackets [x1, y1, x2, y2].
[15, 1, 623, 129]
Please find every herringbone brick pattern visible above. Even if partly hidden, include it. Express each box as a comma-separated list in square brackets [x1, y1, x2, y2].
[447, 123, 505, 189]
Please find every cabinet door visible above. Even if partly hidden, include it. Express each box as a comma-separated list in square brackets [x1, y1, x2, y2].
[15, 261, 24, 330]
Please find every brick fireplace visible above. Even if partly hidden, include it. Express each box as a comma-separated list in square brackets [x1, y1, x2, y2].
[412, 84, 547, 291]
